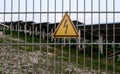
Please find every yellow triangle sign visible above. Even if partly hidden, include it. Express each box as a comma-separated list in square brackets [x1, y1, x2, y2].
[53, 13, 79, 38]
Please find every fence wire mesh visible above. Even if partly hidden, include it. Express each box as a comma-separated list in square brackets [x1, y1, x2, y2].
[0, 0, 119, 74]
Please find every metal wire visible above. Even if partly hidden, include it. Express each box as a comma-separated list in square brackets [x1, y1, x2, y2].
[68, 0, 71, 74]
[32, 0, 35, 73]
[38, 0, 42, 73]
[17, 0, 21, 73]
[53, 0, 56, 73]
[0, 42, 120, 45]
[113, 0, 115, 73]
[91, 0, 93, 73]
[98, 0, 101, 73]
[61, 0, 64, 74]
[2, 0, 6, 74]
[0, 11, 120, 14]
[46, 0, 49, 74]
[76, 0, 78, 74]
[106, 0, 108, 73]
[10, 0, 13, 73]
[0, 0, 119, 74]
[83, 0, 86, 73]
[24, 0, 27, 73]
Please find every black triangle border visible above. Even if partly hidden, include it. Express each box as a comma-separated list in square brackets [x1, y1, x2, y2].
[53, 13, 79, 38]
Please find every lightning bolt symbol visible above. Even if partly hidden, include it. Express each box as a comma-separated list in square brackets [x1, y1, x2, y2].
[63, 19, 68, 34]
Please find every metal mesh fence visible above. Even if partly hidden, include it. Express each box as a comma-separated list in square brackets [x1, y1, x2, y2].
[0, 0, 120, 74]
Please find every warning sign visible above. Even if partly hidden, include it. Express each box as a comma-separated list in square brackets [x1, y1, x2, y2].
[52, 13, 79, 38]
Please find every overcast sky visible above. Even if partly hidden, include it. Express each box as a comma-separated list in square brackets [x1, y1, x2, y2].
[0, 0, 120, 24]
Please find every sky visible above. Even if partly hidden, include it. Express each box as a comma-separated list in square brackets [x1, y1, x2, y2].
[0, 0, 120, 24]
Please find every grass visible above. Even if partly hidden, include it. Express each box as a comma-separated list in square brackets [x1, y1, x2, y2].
[5, 30, 47, 43]
[2, 30, 120, 73]
[0, 71, 2, 74]
[41, 44, 120, 73]
[0, 39, 3, 43]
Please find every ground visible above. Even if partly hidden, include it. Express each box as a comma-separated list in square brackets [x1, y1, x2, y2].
[0, 32, 3, 38]
[0, 46, 105, 74]
[0, 31, 119, 74]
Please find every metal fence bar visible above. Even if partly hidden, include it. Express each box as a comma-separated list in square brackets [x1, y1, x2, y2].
[10, 0, 13, 74]
[106, 0, 108, 73]
[32, 0, 35, 73]
[98, 0, 101, 73]
[61, 39, 64, 74]
[17, 0, 21, 73]
[91, 0, 93, 73]
[61, 0, 64, 74]
[69, 0, 71, 74]
[0, 11, 120, 14]
[1, 42, 120, 45]
[24, 0, 27, 73]
[83, 0, 86, 73]
[39, 0, 42, 73]
[76, 39, 78, 74]
[2, 0, 6, 74]
[46, 0, 49, 74]
[113, 0, 115, 73]
[53, 0, 56, 73]
[76, 0, 78, 74]
[68, 38, 71, 74]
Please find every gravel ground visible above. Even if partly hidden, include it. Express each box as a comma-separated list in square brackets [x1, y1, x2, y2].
[0, 35, 108, 74]
[0, 46, 108, 74]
